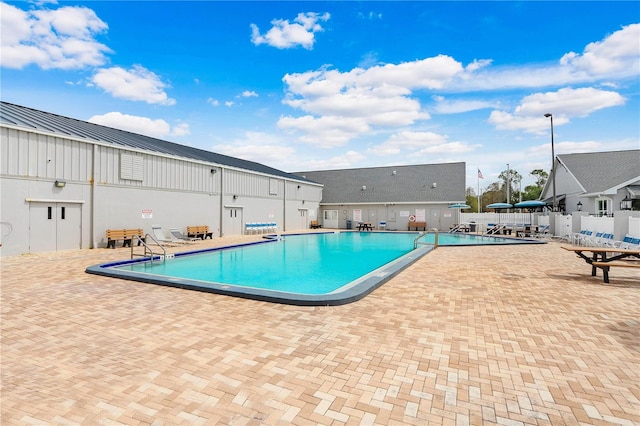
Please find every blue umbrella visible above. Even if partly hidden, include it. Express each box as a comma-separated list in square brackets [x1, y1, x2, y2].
[448, 203, 471, 224]
[486, 202, 513, 209]
[515, 200, 547, 227]
[487, 202, 513, 225]
[514, 200, 546, 208]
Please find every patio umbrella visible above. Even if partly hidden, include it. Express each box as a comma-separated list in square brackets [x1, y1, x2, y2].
[486, 202, 513, 224]
[514, 200, 547, 227]
[448, 203, 471, 224]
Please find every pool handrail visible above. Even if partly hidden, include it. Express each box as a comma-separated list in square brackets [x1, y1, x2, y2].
[131, 233, 166, 262]
[414, 228, 439, 249]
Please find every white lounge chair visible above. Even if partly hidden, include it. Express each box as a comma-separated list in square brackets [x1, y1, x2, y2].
[169, 228, 198, 242]
[151, 225, 184, 245]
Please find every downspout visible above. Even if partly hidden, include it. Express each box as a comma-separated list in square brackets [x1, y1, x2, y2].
[90, 143, 97, 249]
[282, 179, 287, 232]
[218, 167, 224, 237]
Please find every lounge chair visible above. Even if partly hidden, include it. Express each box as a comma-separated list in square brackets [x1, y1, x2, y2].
[606, 234, 640, 250]
[169, 228, 198, 242]
[532, 224, 550, 238]
[151, 225, 184, 245]
[485, 224, 505, 235]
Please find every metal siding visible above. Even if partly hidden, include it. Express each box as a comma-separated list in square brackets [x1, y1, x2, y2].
[28, 131, 39, 177]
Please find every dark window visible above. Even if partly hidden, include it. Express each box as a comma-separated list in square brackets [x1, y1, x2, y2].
[61, 206, 66, 220]
[47, 206, 52, 220]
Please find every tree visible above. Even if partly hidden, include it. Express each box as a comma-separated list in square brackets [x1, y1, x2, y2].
[522, 169, 549, 200]
[530, 169, 548, 187]
[498, 168, 522, 204]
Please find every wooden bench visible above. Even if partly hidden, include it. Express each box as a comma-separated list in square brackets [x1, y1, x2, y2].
[592, 261, 640, 283]
[310, 220, 322, 229]
[408, 221, 426, 231]
[187, 225, 213, 240]
[106, 228, 145, 249]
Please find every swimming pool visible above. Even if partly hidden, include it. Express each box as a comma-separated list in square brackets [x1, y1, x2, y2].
[86, 231, 543, 305]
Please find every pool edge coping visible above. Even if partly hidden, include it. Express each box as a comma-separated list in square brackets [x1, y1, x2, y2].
[85, 234, 435, 306]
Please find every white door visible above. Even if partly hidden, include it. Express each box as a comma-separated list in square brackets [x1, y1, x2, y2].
[225, 207, 242, 236]
[29, 203, 81, 253]
[323, 209, 339, 228]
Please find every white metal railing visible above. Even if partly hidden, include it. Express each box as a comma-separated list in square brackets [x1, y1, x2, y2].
[414, 228, 439, 249]
[131, 234, 166, 262]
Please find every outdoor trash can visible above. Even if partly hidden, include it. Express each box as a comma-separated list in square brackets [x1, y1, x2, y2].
[346, 220, 352, 229]
[469, 222, 476, 232]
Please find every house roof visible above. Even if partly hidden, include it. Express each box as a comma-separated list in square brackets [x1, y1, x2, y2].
[0, 101, 310, 183]
[295, 162, 466, 204]
[557, 150, 640, 194]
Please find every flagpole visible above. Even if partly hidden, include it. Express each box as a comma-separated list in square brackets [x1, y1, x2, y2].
[477, 167, 481, 213]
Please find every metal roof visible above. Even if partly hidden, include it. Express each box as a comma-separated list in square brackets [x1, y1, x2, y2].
[295, 162, 466, 204]
[0, 101, 309, 183]
[558, 150, 640, 193]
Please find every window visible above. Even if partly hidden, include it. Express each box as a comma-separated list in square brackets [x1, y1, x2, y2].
[120, 152, 144, 181]
[596, 198, 610, 216]
[269, 179, 278, 195]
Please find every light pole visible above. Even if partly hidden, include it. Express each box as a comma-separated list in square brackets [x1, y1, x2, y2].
[544, 113, 557, 212]
[506, 163, 510, 205]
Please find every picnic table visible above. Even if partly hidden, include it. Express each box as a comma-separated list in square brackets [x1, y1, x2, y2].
[357, 222, 373, 231]
[561, 246, 640, 283]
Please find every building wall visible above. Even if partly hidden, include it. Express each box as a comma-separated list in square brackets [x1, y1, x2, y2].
[1, 126, 322, 256]
[318, 204, 456, 231]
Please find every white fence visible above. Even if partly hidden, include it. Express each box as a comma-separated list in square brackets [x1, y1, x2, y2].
[581, 215, 614, 234]
[629, 216, 640, 237]
[460, 212, 546, 230]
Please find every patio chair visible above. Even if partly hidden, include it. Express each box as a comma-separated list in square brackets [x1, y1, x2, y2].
[151, 225, 184, 245]
[608, 234, 640, 250]
[169, 228, 198, 242]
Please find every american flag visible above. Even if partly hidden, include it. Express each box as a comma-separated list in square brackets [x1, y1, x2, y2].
[478, 169, 484, 179]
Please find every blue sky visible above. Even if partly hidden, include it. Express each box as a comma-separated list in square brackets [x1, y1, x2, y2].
[2, 1, 638, 190]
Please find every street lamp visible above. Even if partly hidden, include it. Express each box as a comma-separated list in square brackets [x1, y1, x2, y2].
[544, 113, 557, 212]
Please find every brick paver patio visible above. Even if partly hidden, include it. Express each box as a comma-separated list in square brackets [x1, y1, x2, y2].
[1, 235, 638, 425]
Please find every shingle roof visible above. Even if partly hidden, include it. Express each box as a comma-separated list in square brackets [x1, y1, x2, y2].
[0, 101, 308, 183]
[558, 150, 640, 193]
[295, 163, 466, 204]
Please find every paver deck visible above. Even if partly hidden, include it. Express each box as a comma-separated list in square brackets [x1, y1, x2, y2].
[1, 235, 638, 425]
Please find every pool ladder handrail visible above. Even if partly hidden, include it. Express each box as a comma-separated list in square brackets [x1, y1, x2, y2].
[131, 234, 166, 262]
[414, 228, 439, 249]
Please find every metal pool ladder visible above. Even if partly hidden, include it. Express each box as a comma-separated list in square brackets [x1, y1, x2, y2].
[414, 228, 439, 249]
[131, 234, 166, 262]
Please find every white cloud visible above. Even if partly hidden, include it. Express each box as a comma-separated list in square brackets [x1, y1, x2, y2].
[88, 112, 189, 138]
[239, 90, 258, 98]
[280, 58, 468, 146]
[431, 96, 497, 114]
[0, 2, 111, 69]
[91, 65, 176, 105]
[212, 132, 295, 165]
[560, 23, 640, 78]
[296, 150, 366, 171]
[369, 131, 480, 156]
[451, 23, 640, 92]
[488, 87, 626, 133]
[278, 115, 371, 148]
[207, 97, 220, 107]
[250, 12, 330, 49]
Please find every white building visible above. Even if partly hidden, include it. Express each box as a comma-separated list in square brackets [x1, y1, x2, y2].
[0, 102, 322, 256]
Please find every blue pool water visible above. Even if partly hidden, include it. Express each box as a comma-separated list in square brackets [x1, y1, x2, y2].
[86, 231, 542, 305]
[117, 232, 418, 294]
